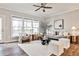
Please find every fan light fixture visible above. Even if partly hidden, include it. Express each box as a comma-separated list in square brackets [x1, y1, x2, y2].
[33, 3, 52, 12]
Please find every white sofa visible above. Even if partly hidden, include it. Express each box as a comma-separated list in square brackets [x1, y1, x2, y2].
[48, 38, 70, 55]
[48, 40, 64, 56]
[59, 38, 70, 49]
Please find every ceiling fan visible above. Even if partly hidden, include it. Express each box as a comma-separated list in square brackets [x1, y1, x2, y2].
[33, 3, 52, 12]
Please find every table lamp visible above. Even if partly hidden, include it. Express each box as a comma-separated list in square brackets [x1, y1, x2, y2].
[71, 26, 77, 36]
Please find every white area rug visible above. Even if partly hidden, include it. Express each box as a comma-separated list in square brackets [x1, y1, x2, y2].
[18, 41, 51, 56]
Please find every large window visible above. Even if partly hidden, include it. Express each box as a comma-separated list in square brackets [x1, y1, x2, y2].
[33, 20, 39, 34]
[12, 17, 23, 37]
[12, 17, 39, 38]
[24, 19, 39, 34]
[24, 19, 32, 34]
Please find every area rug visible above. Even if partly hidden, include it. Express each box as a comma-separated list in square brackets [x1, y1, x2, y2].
[18, 41, 51, 56]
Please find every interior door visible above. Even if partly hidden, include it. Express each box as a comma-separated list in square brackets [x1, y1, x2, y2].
[0, 18, 2, 40]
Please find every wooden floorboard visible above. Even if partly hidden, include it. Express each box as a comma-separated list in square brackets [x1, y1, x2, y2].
[0, 43, 28, 56]
[61, 44, 79, 56]
[0, 43, 79, 56]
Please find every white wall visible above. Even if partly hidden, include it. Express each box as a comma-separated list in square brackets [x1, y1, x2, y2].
[0, 8, 42, 42]
[47, 9, 79, 32]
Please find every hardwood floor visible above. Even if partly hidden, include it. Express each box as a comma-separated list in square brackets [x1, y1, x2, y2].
[0, 43, 28, 56]
[0, 43, 79, 56]
[61, 44, 79, 56]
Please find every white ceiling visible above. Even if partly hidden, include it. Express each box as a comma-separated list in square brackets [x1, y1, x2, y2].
[0, 3, 79, 18]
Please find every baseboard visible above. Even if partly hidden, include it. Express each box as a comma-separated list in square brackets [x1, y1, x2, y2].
[0, 41, 18, 44]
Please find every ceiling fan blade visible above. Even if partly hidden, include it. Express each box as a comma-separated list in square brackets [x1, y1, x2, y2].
[33, 5, 41, 7]
[35, 7, 41, 11]
[43, 9, 45, 12]
[44, 7, 52, 9]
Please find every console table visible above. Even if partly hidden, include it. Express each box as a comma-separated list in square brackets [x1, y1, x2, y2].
[69, 36, 79, 44]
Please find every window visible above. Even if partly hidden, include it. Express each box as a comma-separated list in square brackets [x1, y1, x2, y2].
[33, 21, 39, 34]
[12, 17, 23, 37]
[24, 19, 32, 34]
[12, 17, 39, 38]
[24, 19, 39, 34]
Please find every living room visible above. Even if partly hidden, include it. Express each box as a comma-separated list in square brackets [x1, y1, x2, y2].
[0, 3, 79, 56]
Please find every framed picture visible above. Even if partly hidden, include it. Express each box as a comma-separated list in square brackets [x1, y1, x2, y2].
[54, 19, 64, 29]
